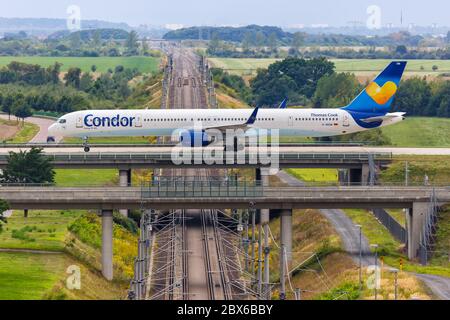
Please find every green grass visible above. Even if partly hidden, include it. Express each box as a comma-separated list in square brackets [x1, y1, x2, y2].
[0, 119, 39, 143]
[0, 251, 129, 300]
[431, 207, 450, 266]
[54, 169, 118, 186]
[0, 56, 160, 74]
[209, 58, 279, 75]
[381, 117, 450, 147]
[209, 58, 450, 76]
[0, 252, 67, 300]
[10, 122, 40, 143]
[0, 210, 81, 251]
[344, 209, 403, 257]
[332, 59, 450, 74]
[380, 155, 450, 185]
[286, 168, 338, 183]
[386, 209, 406, 227]
[262, 117, 450, 148]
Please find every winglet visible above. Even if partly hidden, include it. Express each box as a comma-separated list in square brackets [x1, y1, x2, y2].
[278, 98, 287, 109]
[246, 106, 259, 125]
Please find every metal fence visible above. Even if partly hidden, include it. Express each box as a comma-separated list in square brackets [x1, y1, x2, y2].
[418, 189, 440, 265]
[141, 180, 264, 198]
[372, 208, 407, 243]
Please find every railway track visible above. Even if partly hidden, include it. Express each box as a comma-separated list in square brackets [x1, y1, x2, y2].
[200, 209, 216, 300]
[149, 45, 246, 300]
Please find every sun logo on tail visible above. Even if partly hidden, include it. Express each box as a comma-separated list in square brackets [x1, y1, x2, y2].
[366, 81, 398, 105]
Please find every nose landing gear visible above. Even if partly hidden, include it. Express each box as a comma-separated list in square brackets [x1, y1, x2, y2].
[82, 137, 90, 152]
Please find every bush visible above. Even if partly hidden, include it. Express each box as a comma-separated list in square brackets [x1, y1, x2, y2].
[128, 210, 142, 225]
[0, 199, 9, 232]
[67, 213, 102, 248]
[11, 227, 36, 241]
[315, 282, 360, 300]
[113, 212, 138, 234]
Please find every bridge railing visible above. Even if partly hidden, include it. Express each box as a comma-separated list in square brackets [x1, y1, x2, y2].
[0, 152, 393, 162]
[0, 181, 448, 188]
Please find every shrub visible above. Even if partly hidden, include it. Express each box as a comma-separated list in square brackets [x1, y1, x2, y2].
[11, 227, 36, 241]
[315, 282, 360, 300]
[113, 212, 138, 234]
[67, 213, 102, 248]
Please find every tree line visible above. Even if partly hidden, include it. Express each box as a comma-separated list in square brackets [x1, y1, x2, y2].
[212, 57, 450, 119]
[165, 25, 432, 47]
[0, 29, 161, 58]
[0, 61, 156, 121]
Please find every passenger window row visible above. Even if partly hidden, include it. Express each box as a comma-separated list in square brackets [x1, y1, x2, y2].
[295, 117, 338, 121]
[143, 117, 276, 122]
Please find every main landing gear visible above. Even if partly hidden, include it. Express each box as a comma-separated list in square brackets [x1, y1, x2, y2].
[82, 136, 90, 153]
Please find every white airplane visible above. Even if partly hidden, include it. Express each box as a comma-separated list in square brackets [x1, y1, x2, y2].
[48, 61, 407, 152]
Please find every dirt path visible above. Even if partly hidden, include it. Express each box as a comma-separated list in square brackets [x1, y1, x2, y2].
[0, 122, 19, 140]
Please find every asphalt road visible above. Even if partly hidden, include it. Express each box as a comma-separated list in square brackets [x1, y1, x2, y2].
[415, 273, 450, 300]
[276, 170, 450, 300]
[0, 114, 62, 143]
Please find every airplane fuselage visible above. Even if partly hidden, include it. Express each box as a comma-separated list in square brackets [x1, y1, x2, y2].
[48, 108, 403, 139]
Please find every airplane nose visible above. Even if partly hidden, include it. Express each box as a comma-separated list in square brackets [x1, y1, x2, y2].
[48, 123, 58, 134]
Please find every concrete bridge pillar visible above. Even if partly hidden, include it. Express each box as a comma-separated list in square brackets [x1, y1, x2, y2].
[361, 164, 370, 186]
[119, 169, 132, 217]
[280, 209, 292, 266]
[280, 209, 292, 264]
[406, 202, 429, 260]
[102, 210, 114, 281]
[279, 208, 292, 300]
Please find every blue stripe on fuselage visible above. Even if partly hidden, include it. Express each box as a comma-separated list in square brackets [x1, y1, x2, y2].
[346, 110, 383, 129]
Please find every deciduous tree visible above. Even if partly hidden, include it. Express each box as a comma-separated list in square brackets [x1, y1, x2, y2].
[0, 147, 55, 184]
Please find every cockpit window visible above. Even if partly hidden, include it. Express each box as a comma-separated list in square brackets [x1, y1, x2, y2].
[58, 119, 67, 124]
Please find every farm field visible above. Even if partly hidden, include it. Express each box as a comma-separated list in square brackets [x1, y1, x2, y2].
[209, 58, 450, 77]
[0, 56, 160, 73]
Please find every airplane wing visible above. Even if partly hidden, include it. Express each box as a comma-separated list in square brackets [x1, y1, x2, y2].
[201, 106, 260, 132]
[361, 112, 406, 123]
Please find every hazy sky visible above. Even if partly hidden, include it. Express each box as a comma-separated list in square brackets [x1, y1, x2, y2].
[0, 0, 448, 27]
